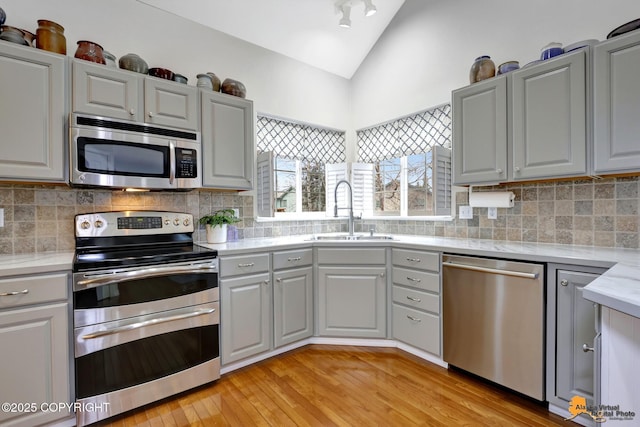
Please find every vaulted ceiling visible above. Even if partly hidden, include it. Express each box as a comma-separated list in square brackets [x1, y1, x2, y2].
[137, 0, 406, 79]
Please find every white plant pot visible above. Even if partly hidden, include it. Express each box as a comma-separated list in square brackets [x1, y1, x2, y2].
[205, 224, 228, 243]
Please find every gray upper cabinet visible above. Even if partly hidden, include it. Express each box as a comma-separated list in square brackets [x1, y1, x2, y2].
[201, 91, 254, 190]
[453, 49, 589, 185]
[73, 59, 198, 131]
[511, 49, 588, 180]
[452, 75, 508, 185]
[593, 30, 640, 174]
[0, 43, 67, 182]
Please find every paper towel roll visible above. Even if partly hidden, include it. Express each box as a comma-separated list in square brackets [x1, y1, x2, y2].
[469, 191, 515, 208]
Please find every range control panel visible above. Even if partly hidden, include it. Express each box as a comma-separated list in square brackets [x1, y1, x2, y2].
[75, 211, 194, 237]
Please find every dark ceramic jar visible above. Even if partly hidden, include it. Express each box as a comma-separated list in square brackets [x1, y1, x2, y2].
[221, 78, 247, 98]
[469, 55, 495, 84]
[74, 40, 106, 65]
[35, 19, 66, 54]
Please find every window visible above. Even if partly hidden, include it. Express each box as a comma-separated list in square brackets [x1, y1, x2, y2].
[256, 116, 346, 217]
[357, 104, 453, 217]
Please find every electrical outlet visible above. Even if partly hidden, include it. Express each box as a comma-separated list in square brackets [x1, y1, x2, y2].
[232, 208, 240, 218]
[459, 205, 473, 219]
[488, 207, 497, 220]
[0, 208, 4, 227]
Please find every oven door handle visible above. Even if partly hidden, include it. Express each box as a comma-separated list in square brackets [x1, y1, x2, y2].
[77, 264, 218, 289]
[80, 307, 216, 339]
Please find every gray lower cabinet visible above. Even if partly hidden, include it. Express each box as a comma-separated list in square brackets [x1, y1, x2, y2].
[273, 248, 313, 348]
[0, 272, 71, 427]
[73, 59, 199, 131]
[547, 264, 605, 416]
[593, 30, 640, 174]
[0, 42, 67, 182]
[201, 90, 254, 190]
[391, 249, 441, 355]
[317, 247, 386, 338]
[220, 253, 271, 364]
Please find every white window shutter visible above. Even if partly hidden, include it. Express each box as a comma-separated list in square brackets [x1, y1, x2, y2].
[325, 163, 348, 217]
[256, 151, 274, 217]
[350, 163, 374, 217]
[433, 146, 452, 216]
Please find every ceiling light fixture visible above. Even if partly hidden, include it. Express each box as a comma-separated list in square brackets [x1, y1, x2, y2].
[363, 0, 377, 17]
[338, 3, 351, 28]
[335, 0, 376, 28]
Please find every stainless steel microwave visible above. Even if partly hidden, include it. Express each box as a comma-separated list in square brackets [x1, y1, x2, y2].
[70, 114, 201, 190]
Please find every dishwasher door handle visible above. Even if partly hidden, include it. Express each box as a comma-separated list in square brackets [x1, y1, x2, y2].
[442, 261, 539, 279]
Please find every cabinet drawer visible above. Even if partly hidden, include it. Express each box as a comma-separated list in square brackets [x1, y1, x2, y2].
[392, 249, 439, 272]
[392, 267, 439, 293]
[317, 248, 385, 265]
[220, 253, 270, 277]
[273, 248, 313, 270]
[0, 273, 68, 309]
[393, 304, 440, 355]
[393, 285, 439, 314]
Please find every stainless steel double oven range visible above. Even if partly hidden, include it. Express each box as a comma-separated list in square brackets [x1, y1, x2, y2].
[72, 211, 219, 426]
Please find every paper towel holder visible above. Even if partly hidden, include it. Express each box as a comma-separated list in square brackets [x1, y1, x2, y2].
[468, 186, 515, 208]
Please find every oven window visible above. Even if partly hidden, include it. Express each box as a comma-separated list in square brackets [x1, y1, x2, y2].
[74, 273, 217, 309]
[77, 137, 169, 177]
[75, 325, 219, 399]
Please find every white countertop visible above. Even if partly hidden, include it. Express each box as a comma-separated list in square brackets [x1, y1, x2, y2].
[1, 234, 638, 318]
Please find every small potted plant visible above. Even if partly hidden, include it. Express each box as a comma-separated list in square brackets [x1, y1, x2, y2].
[199, 209, 240, 243]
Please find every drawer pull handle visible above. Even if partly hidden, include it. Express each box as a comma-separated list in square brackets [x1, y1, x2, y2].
[582, 343, 594, 353]
[238, 263, 255, 267]
[406, 257, 421, 262]
[0, 289, 29, 297]
[287, 257, 302, 262]
[276, 278, 282, 283]
[406, 296, 422, 302]
[407, 277, 421, 283]
[407, 315, 422, 322]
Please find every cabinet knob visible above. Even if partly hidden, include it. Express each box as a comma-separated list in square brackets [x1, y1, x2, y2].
[496, 168, 503, 174]
[582, 343, 594, 353]
[560, 279, 568, 287]
[129, 108, 135, 116]
[380, 272, 385, 278]
[276, 278, 282, 283]
[148, 111, 154, 118]
[514, 166, 521, 172]
[263, 279, 270, 286]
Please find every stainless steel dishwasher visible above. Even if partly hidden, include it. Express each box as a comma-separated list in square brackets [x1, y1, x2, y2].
[442, 254, 545, 401]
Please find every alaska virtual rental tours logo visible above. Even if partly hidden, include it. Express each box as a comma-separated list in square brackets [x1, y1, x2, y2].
[566, 396, 636, 423]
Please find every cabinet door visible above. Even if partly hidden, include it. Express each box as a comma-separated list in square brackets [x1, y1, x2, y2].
[144, 77, 199, 131]
[318, 266, 386, 338]
[0, 303, 70, 427]
[72, 59, 143, 122]
[452, 76, 508, 185]
[0, 43, 66, 182]
[594, 31, 640, 174]
[273, 266, 313, 348]
[511, 50, 587, 180]
[556, 270, 599, 404]
[201, 91, 254, 190]
[220, 273, 270, 364]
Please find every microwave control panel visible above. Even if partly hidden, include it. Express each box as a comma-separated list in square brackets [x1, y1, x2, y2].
[175, 148, 198, 178]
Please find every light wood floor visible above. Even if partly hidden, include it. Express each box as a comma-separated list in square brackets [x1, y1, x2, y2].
[96, 345, 575, 426]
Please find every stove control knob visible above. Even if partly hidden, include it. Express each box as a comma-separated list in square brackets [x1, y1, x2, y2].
[164, 219, 170, 226]
[174, 218, 180, 226]
[183, 218, 190, 226]
[94, 220, 104, 228]
[80, 220, 91, 230]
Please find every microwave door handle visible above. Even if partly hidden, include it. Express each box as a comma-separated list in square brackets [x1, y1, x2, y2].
[169, 141, 176, 185]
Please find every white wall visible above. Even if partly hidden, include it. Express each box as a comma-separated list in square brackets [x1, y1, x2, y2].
[351, 0, 640, 130]
[1, 0, 351, 131]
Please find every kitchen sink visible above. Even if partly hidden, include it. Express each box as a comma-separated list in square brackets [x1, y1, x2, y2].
[306, 234, 395, 241]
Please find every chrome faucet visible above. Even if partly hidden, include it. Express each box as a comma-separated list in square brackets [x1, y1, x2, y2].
[334, 179, 359, 236]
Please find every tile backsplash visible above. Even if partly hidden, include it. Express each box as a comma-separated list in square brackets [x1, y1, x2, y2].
[0, 176, 638, 255]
